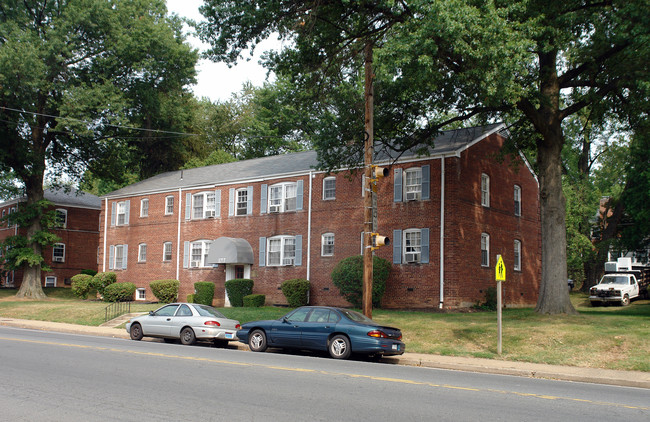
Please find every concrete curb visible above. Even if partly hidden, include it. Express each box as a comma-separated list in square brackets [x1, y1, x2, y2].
[2, 317, 648, 389]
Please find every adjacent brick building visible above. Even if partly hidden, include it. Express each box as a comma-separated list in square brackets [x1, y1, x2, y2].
[100, 124, 541, 309]
[0, 188, 101, 288]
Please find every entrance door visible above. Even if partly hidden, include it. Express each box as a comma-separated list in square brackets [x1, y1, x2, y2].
[224, 264, 250, 307]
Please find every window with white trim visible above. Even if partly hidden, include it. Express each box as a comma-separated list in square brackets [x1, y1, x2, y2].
[481, 233, 490, 267]
[403, 229, 422, 263]
[321, 233, 334, 256]
[269, 182, 297, 213]
[481, 174, 490, 207]
[163, 242, 172, 261]
[116, 201, 128, 225]
[114, 245, 126, 269]
[52, 243, 65, 263]
[268, 236, 296, 266]
[193, 192, 216, 219]
[236, 188, 248, 216]
[514, 185, 521, 216]
[140, 199, 149, 217]
[165, 196, 174, 215]
[54, 209, 67, 228]
[404, 168, 422, 201]
[190, 240, 211, 268]
[138, 243, 147, 262]
[136, 288, 146, 301]
[514, 240, 521, 271]
[45, 276, 56, 287]
[323, 177, 336, 200]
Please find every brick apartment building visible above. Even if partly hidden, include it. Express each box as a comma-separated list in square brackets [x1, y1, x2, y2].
[0, 188, 101, 288]
[100, 124, 541, 309]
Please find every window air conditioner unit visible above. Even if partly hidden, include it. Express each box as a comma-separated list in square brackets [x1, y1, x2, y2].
[405, 192, 420, 201]
[53, 257, 64, 263]
[190, 261, 200, 268]
[206, 210, 216, 218]
[269, 205, 280, 213]
[404, 253, 418, 263]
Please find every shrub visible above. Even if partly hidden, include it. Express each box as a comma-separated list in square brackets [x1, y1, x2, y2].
[92, 272, 117, 297]
[150, 279, 180, 303]
[103, 282, 136, 302]
[225, 279, 254, 307]
[194, 282, 215, 306]
[331, 255, 391, 308]
[80, 269, 98, 277]
[71, 274, 94, 299]
[281, 279, 310, 307]
[243, 294, 266, 307]
[187, 294, 195, 303]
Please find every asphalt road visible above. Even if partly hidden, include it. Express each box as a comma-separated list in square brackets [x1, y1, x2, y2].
[1, 326, 648, 422]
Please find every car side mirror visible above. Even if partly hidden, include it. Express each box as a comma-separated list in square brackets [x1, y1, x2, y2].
[282, 317, 289, 323]
[149, 311, 155, 316]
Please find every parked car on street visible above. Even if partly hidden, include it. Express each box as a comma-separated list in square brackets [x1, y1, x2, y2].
[237, 306, 405, 359]
[126, 303, 240, 346]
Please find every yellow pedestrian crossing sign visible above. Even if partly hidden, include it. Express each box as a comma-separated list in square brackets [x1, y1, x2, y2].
[495, 254, 506, 282]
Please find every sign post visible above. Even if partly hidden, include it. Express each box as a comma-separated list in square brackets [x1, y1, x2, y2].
[495, 254, 506, 355]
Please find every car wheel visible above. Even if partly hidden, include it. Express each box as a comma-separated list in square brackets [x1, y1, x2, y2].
[621, 295, 630, 306]
[329, 335, 351, 359]
[180, 327, 196, 345]
[248, 329, 267, 352]
[130, 323, 143, 341]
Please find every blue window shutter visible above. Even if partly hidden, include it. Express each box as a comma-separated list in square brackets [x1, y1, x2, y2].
[108, 245, 115, 270]
[124, 200, 130, 225]
[215, 190, 221, 217]
[295, 235, 302, 266]
[185, 193, 191, 220]
[122, 244, 128, 269]
[421, 228, 430, 264]
[110, 203, 116, 226]
[247, 186, 253, 215]
[394, 169, 403, 202]
[259, 237, 266, 267]
[296, 180, 304, 210]
[260, 185, 267, 214]
[421, 165, 430, 200]
[183, 241, 190, 268]
[229, 188, 235, 216]
[361, 232, 365, 255]
[393, 230, 402, 264]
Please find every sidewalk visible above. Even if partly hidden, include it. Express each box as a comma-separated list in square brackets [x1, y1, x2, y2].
[1, 316, 648, 389]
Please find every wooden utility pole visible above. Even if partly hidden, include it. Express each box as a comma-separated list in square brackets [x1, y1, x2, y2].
[362, 42, 374, 318]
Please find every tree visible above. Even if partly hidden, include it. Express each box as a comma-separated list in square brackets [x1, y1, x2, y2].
[0, 0, 198, 297]
[198, 0, 649, 314]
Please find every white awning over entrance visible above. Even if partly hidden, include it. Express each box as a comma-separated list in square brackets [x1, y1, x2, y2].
[206, 237, 254, 265]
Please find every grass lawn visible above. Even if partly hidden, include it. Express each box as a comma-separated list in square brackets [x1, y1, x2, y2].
[1, 288, 648, 371]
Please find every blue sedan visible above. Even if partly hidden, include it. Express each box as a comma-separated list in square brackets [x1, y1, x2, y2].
[236, 306, 405, 359]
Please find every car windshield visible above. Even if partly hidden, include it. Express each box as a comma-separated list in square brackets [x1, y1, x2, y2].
[339, 309, 375, 324]
[602, 276, 629, 285]
[194, 305, 226, 318]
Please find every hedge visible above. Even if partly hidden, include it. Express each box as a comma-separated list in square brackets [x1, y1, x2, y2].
[194, 282, 215, 306]
[331, 255, 391, 308]
[243, 294, 266, 307]
[150, 279, 180, 303]
[92, 272, 117, 297]
[281, 279, 310, 307]
[103, 282, 136, 302]
[225, 279, 254, 307]
[187, 294, 195, 303]
[71, 274, 94, 299]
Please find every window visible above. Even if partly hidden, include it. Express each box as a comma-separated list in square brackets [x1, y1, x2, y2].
[481, 233, 490, 267]
[190, 240, 211, 268]
[236, 188, 248, 216]
[269, 182, 297, 213]
[117, 201, 128, 225]
[404, 168, 422, 201]
[54, 209, 67, 228]
[114, 245, 125, 269]
[404, 229, 422, 263]
[165, 196, 174, 215]
[268, 236, 296, 266]
[514, 185, 521, 216]
[514, 240, 521, 271]
[193, 192, 216, 219]
[45, 276, 56, 287]
[321, 233, 334, 256]
[140, 199, 149, 217]
[138, 243, 147, 262]
[323, 177, 336, 200]
[163, 242, 172, 261]
[52, 243, 65, 263]
[481, 174, 490, 207]
[136, 288, 146, 301]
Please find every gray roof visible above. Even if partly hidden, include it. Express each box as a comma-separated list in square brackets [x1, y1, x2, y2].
[105, 123, 505, 198]
[1, 188, 101, 209]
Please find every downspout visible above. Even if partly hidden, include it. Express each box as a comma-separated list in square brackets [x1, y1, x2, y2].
[176, 188, 182, 280]
[306, 171, 313, 281]
[102, 197, 108, 272]
[439, 156, 445, 309]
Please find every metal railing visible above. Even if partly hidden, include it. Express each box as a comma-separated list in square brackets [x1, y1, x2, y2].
[104, 301, 132, 322]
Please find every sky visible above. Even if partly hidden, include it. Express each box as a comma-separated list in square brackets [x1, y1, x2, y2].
[166, 0, 277, 102]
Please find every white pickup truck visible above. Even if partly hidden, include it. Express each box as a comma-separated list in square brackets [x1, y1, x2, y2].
[589, 258, 650, 306]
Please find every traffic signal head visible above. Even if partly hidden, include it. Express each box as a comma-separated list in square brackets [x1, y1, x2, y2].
[373, 166, 389, 179]
[372, 233, 390, 248]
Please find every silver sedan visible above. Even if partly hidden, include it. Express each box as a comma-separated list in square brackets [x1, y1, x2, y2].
[126, 303, 241, 346]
